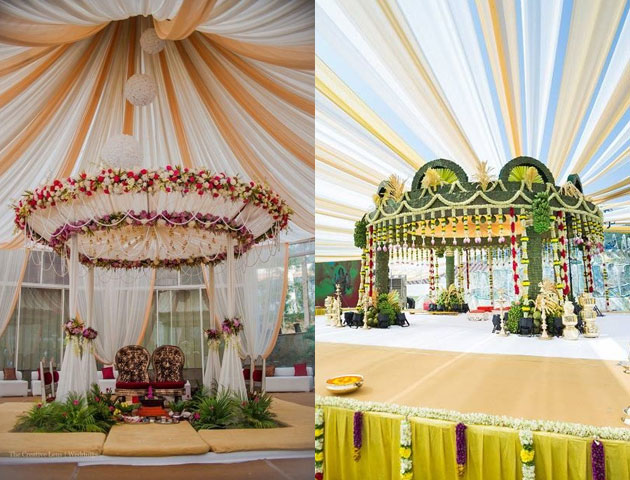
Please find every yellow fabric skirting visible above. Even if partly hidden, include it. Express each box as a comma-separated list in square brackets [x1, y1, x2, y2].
[321, 406, 630, 480]
[0, 432, 105, 457]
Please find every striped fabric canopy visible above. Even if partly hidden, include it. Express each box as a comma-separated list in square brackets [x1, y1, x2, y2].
[316, 0, 630, 260]
[0, 0, 314, 249]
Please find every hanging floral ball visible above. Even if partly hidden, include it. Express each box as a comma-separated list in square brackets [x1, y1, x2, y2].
[140, 28, 165, 54]
[100, 134, 142, 169]
[124, 74, 157, 106]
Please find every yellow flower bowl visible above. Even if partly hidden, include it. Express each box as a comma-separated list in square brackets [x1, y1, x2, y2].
[325, 374, 364, 395]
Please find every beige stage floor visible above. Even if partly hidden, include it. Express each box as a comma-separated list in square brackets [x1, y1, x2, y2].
[316, 342, 630, 428]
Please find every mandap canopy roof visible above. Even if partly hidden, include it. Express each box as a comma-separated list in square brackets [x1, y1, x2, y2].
[0, 0, 314, 249]
[315, 0, 630, 261]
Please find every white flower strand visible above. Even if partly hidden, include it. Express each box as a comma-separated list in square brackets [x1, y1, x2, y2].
[315, 395, 630, 442]
[519, 429, 535, 480]
[400, 419, 413, 480]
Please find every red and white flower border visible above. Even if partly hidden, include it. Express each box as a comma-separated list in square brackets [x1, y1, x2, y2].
[14, 167, 292, 269]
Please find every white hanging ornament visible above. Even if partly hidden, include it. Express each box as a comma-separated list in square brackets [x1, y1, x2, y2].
[140, 28, 165, 54]
[101, 134, 142, 169]
[124, 73, 157, 106]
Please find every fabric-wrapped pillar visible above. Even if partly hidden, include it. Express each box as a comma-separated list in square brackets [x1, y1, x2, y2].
[218, 237, 247, 399]
[56, 236, 86, 401]
[445, 248, 454, 288]
[203, 264, 221, 393]
[80, 266, 99, 390]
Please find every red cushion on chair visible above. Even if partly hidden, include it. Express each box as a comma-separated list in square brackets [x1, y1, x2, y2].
[243, 368, 250, 379]
[294, 363, 308, 376]
[37, 370, 58, 384]
[116, 381, 149, 389]
[151, 381, 185, 389]
[252, 369, 263, 382]
[102, 366, 115, 379]
[53, 371, 59, 382]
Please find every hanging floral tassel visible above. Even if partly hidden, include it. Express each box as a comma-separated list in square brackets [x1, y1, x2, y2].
[592, 437, 605, 480]
[315, 408, 325, 479]
[353, 411, 363, 461]
[519, 430, 535, 480]
[400, 419, 413, 480]
[455, 422, 467, 476]
[509, 207, 519, 296]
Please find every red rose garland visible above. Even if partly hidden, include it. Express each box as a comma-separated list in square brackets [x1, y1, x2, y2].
[429, 248, 435, 299]
[556, 212, 570, 296]
[510, 207, 519, 296]
[584, 241, 594, 293]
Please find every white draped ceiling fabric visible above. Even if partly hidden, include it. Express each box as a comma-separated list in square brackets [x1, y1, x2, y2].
[315, 0, 630, 261]
[0, 0, 314, 252]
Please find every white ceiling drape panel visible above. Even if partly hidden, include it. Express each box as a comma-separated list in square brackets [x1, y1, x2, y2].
[315, 0, 630, 260]
[76, 266, 154, 365]
[214, 243, 287, 361]
[0, 248, 28, 340]
[0, 1, 314, 246]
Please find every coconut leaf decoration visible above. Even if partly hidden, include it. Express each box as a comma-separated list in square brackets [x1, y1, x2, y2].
[421, 168, 443, 190]
[559, 182, 582, 198]
[534, 280, 562, 318]
[374, 175, 406, 206]
[508, 165, 543, 191]
[472, 160, 495, 191]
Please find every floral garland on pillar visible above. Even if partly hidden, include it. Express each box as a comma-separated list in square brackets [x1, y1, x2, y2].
[509, 207, 520, 297]
[602, 260, 609, 310]
[400, 419, 413, 480]
[64, 318, 86, 355]
[434, 249, 439, 291]
[550, 214, 563, 299]
[205, 328, 222, 349]
[556, 212, 570, 296]
[315, 407, 324, 480]
[584, 240, 594, 294]
[368, 226, 374, 298]
[429, 249, 435, 300]
[591, 438, 605, 480]
[488, 248, 494, 304]
[455, 422, 467, 476]
[465, 249, 470, 292]
[520, 211, 530, 312]
[519, 430, 535, 480]
[353, 410, 363, 461]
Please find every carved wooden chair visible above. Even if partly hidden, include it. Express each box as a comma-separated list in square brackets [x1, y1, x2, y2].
[150, 345, 186, 399]
[114, 345, 151, 400]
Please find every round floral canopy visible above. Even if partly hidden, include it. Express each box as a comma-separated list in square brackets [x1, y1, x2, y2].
[14, 166, 291, 269]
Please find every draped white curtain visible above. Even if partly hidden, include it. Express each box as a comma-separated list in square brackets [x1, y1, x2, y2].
[214, 242, 288, 390]
[55, 338, 85, 402]
[202, 264, 220, 392]
[76, 266, 155, 365]
[217, 237, 246, 399]
[0, 248, 28, 339]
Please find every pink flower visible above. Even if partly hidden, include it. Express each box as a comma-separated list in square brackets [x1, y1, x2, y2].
[73, 400, 79, 406]
[193, 412, 200, 420]
[37, 403, 42, 408]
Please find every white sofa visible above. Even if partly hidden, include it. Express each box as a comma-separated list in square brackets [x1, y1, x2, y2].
[265, 366, 314, 392]
[31, 369, 121, 396]
[0, 370, 28, 397]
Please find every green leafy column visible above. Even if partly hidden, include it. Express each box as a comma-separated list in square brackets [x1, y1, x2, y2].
[445, 248, 455, 288]
[375, 249, 390, 295]
[526, 225, 543, 300]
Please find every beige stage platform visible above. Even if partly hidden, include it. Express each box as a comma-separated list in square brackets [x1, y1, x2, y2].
[316, 342, 630, 428]
[0, 395, 314, 457]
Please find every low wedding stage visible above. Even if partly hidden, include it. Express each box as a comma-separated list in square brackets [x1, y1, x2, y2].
[315, 314, 630, 479]
[0, 395, 313, 458]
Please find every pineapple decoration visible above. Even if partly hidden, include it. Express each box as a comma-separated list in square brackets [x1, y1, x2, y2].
[451, 210, 458, 245]
[474, 210, 481, 244]
[463, 213, 470, 244]
[440, 213, 447, 245]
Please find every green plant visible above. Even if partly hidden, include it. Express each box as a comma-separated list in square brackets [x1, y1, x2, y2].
[506, 301, 523, 334]
[354, 219, 367, 249]
[436, 285, 464, 311]
[531, 192, 551, 233]
[237, 392, 277, 429]
[14, 390, 116, 433]
[168, 400, 187, 414]
[191, 392, 238, 430]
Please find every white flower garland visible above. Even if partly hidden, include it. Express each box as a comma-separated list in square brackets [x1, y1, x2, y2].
[519, 429, 535, 480]
[315, 395, 630, 442]
[315, 407, 324, 479]
[400, 419, 413, 480]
